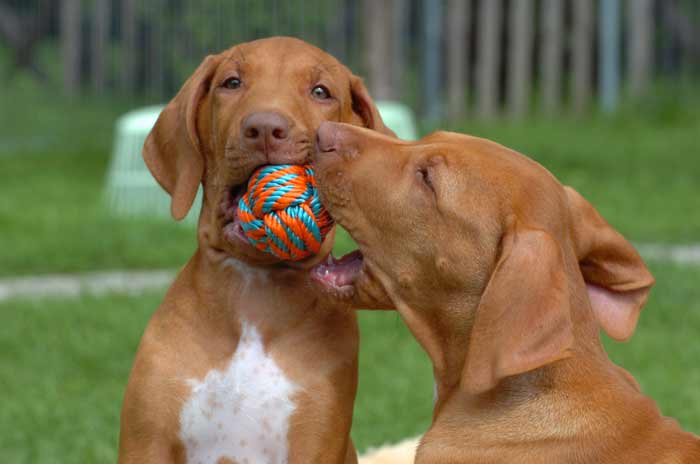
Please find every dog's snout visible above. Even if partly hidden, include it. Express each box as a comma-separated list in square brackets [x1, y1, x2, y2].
[316, 121, 341, 153]
[241, 112, 291, 153]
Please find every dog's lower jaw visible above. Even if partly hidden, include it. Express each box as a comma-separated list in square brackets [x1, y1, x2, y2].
[353, 266, 394, 310]
[194, 203, 278, 269]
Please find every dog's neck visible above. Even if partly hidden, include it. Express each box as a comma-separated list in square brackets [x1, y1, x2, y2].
[422, 300, 695, 462]
[429, 291, 607, 398]
[174, 206, 341, 334]
[415, 276, 602, 406]
[426, 350, 699, 462]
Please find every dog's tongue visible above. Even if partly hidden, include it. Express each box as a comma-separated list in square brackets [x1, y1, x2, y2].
[313, 250, 363, 288]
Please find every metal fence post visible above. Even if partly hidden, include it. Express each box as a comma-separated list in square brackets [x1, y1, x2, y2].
[476, 0, 503, 119]
[423, 0, 443, 122]
[599, 0, 621, 112]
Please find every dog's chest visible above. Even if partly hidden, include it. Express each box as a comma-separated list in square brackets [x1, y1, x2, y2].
[179, 322, 298, 464]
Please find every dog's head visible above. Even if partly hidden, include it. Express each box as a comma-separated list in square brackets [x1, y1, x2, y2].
[312, 123, 654, 394]
[143, 37, 393, 267]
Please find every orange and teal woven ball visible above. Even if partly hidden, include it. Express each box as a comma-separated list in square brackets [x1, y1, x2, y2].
[237, 164, 334, 261]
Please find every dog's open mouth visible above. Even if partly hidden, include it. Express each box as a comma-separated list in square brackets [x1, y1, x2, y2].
[221, 182, 250, 246]
[309, 249, 364, 298]
[220, 174, 341, 267]
[220, 167, 353, 275]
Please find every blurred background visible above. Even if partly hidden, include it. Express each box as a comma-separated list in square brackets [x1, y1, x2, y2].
[1, 0, 699, 461]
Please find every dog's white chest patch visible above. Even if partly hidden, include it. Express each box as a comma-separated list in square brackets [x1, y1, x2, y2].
[179, 322, 298, 464]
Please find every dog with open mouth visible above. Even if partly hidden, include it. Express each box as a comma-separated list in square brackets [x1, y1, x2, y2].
[311, 122, 700, 463]
[117, 38, 395, 464]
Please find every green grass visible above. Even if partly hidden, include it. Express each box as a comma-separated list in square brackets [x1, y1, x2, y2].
[0, 146, 197, 276]
[446, 93, 700, 243]
[1, 84, 699, 276]
[0, 261, 697, 462]
[0, 84, 196, 276]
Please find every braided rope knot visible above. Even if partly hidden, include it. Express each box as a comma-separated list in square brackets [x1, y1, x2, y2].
[237, 164, 334, 261]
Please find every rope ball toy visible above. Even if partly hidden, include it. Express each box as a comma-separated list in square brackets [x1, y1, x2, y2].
[237, 164, 334, 261]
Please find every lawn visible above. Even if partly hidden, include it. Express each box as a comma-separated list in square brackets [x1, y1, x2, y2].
[448, 87, 700, 243]
[0, 83, 196, 277]
[1, 260, 698, 462]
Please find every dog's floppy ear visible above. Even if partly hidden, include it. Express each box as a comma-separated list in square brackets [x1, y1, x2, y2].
[349, 75, 397, 138]
[143, 54, 221, 220]
[565, 186, 655, 341]
[462, 218, 574, 394]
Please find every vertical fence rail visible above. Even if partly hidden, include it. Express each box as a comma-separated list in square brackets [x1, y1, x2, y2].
[507, 0, 534, 118]
[446, 0, 470, 120]
[91, 0, 109, 95]
[599, 0, 621, 112]
[539, 0, 564, 115]
[364, 0, 394, 100]
[422, 0, 443, 121]
[120, 0, 136, 95]
[627, 0, 654, 96]
[476, 0, 503, 119]
[391, 0, 410, 102]
[149, 0, 165, 100]
[60, 0, 81, 96]
[572, 0, 595, 114]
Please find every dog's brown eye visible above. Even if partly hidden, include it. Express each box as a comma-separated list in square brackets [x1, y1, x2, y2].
[311, 85, 331, 100]
[222, 77, 242, 89]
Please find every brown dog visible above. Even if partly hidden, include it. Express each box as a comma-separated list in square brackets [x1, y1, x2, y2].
[311, 122, 700, 463]
[117, 38, 395, 464]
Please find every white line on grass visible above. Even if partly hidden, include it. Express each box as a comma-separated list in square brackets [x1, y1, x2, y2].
[0, 269, 177, 302]
[0, 244, 698, 302]
[635, 243, 700, 266]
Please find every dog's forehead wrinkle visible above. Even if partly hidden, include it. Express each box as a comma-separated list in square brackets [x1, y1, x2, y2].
[223, 51, 243, 68]
[234, 46, 247, 63]
[311, 63, 329, 79]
